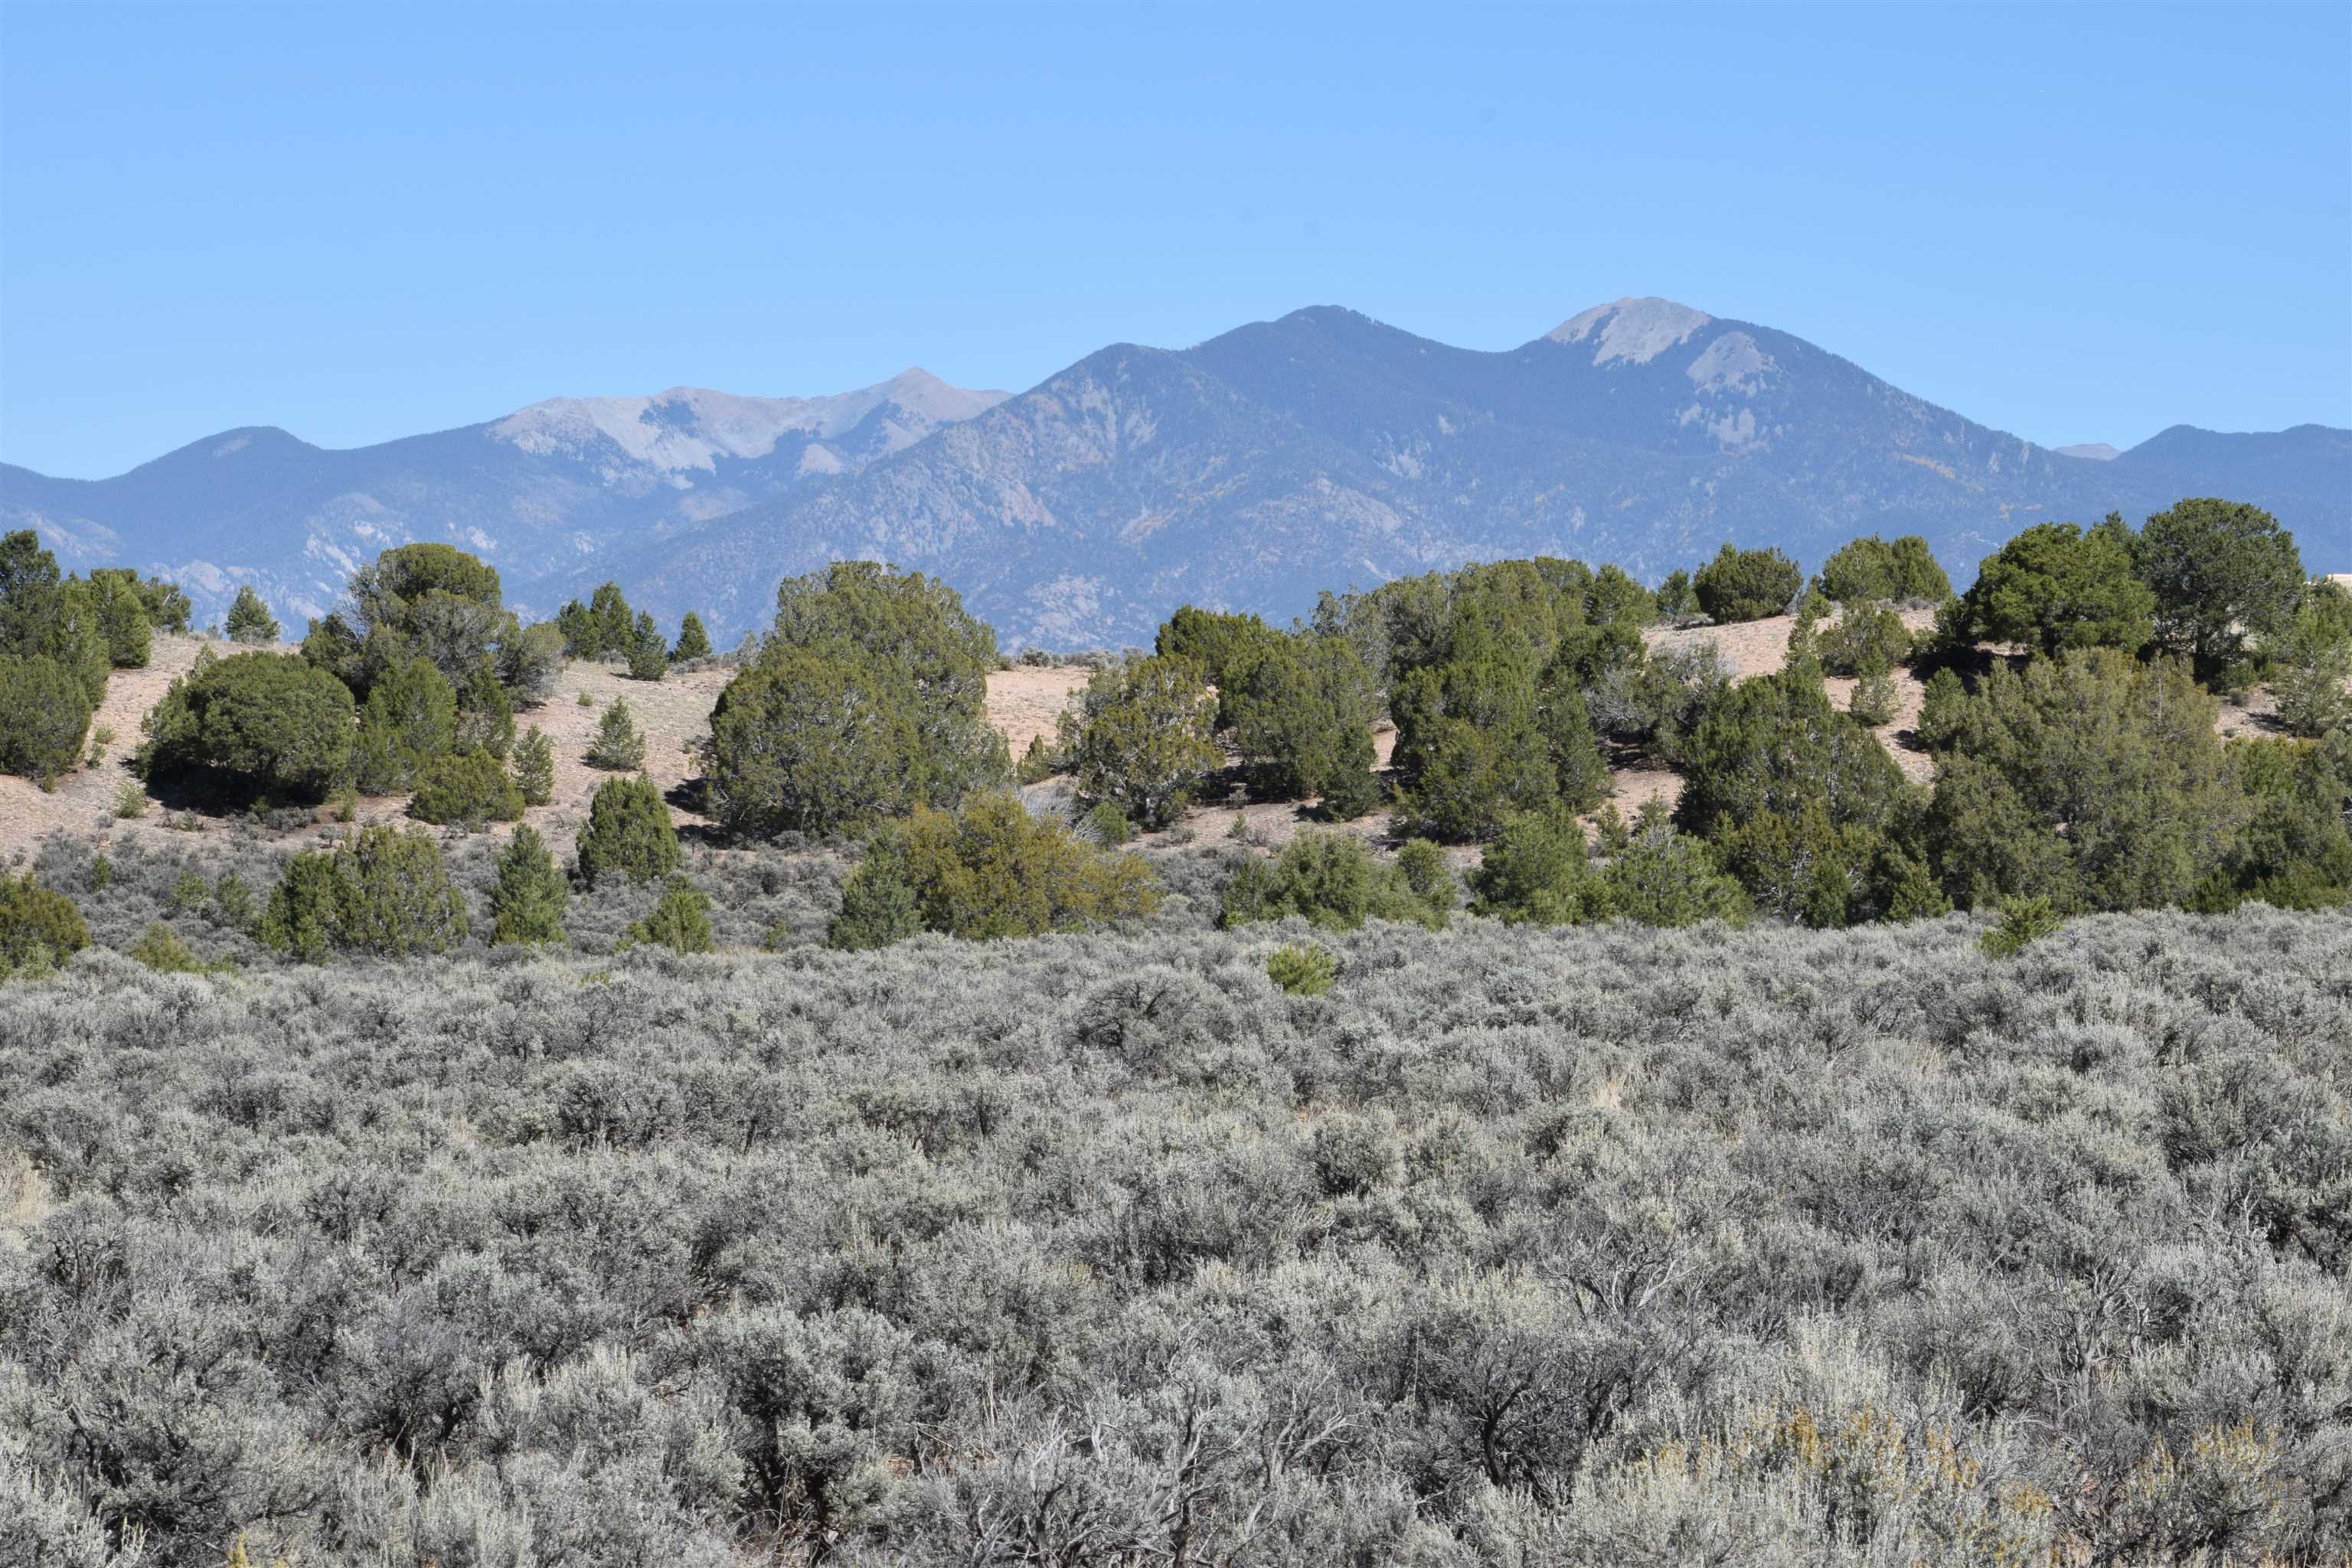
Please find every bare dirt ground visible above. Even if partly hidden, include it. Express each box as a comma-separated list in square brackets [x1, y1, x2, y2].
[986, 666, 1093, 758]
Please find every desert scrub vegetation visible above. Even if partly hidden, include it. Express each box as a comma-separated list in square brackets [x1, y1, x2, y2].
[0, 904, 2347, 1563]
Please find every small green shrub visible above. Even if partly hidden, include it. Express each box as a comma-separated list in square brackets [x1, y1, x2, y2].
[625, 611, 668, 681]
[408, 747, 525, 828]
[577, 690, 595, 707]
[257, 827, 469, 961]
[576, 773, 681, 888]
[1015, 735, 1057, 784]
[130, 922, 220, 975]
[1083, 801, 1133, 846]
[828, 835, 924, 952]
[1693, 542, 1802, 623]
[1981, 894, 2063, 958]
[626, 878, 713, 953]
[1266, 942, 1338, 997]
[1850, 670, 1900, 727]
[585, 697, 646, 770]
[1220, 832, 1443, 932]
[0, 874, 90, 979]
[512, 725, 555, 806]
[489, 825, 569, 946]
[0, 653, 94, 783]
[113, 782, 148, 820]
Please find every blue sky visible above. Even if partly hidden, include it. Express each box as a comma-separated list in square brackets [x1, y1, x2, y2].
[3, 2, 2346, 478]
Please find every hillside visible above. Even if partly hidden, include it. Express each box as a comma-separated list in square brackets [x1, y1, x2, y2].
[5, 302, 2344, 648]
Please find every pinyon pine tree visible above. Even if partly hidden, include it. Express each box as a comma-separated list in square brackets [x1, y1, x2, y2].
[224, 585, 279, 644]
[576, 773, 681, 888]
[586, 697, 647, 770]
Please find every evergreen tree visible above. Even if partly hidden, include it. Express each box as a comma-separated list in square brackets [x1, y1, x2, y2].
[353, 656, 459, 792]
[0, 654, 93, 784]
[894, 792, 1160, 940]
[454, 657, 515, 757]
[512, 725, 556, 806]
[139, 651, 355, 801]
[576, 773, 681, 888]
[408, 748, 525, 826]
[1926, 648, 2245, 913]
[1955, 517, 2153, 657]
[1226, 633, 1379, 804]
[90, 570, 153, 668]
[628, 878, 714, 953]
[626, 610, 668, 681]
[585, 697, 647, 770]
[2132, 498, 2305, 671]
[259, 827, 469, 959]
[670, 611, 713, 662]
[1692, 542, 1802, 623]
[1061, 655, 1220, 831]
[489, 825, 570, 945]
[828, 831, 925, 951]
[224, 585, 279, 644]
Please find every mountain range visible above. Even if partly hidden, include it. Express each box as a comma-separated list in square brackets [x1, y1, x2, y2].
[6, 299, 2345, 648]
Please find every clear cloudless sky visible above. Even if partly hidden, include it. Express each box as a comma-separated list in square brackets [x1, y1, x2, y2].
[2, 1, 2347, 477]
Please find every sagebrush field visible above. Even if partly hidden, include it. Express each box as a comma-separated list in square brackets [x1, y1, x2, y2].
[3, 855, 2349, 1563]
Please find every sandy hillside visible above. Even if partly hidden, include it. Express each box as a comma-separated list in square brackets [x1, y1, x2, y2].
[5, 608, 2324, 870]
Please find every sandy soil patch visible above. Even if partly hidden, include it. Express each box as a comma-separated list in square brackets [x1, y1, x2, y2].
[986, 665, 1093, 758]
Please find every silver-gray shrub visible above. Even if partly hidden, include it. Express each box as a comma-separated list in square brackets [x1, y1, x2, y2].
[1, 901, 2347, 1563]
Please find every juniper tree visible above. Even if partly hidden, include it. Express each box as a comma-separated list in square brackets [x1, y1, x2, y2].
[488, 825, 570, 945]
[1692, 542, 1802, 623]
[139, 652, 355, 801]
[512, 725, 555, 806]
[224, 584, 279, 644]
[670, 611, 713, 662]
[627, 878, 714, 953]
[576, 773, 681, 888]
[626, 611, 668, 681]
[1061, 655, 1220, 831]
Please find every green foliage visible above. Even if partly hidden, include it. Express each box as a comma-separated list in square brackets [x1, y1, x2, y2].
[585, 696, 647, 771]
[1677, 666, 1907, 842]
[1061, 655, 1220, 831]
[889, 792, 1160, 941]
[453, 657, 515, 757]
[407, 747, 525, 827]
[707, 564, 1008, 838]
[495, 619, 566, 707]
[2189, 740, 2352, 913]
[224, 584, 279, 644]
[0, 534, 110, 716]
[90, 566, 191, 635]
[1082, 801, 1133, 846]
[2270, 583, 2352, 740]
[139, 651, 355, 801]
[129, 922, 220, 975]
[1219, 831, 1442, 931]
[1392, 837, 1455, 924]
[626, 610, 668, 681]
[1266, 942, 1338, 996]
[90, 569, 154, 668]
[257, 826, 469, 959]
[1926, 648, 2244, 913]
[352, 656, 459, 793]
[1980, 894, 2063, 958]
[1820, 534, 1952, 606]
[214, 871, 255, 931]
[1468, 802, 1753, 928]
[627, 878, 714, 954]
[1014, 734, 1058, 784]
[1467, 808, 1602, 926]
[0, 653, 93, 783]
[2133, 498, 2305, 669]
[1154, 605, 1277, 700]
[828, 835, 925, 951]
[1225, 632, 1380, 804]
[559, 582, 638, 659]
[1818, 602, 1913, 678]
[1391, 645, 1605, 844]
[1915, 665, 1971, 751]
[512, 725, 555, 806]
[705, 652, 923, 833]
[576, 773, 681, 889]
[1956, 516, 2154, 656]
[1693, 541, 1802, 623]
[1849, 669, 1900, 727]
[0, 873, 89, 979]
[1655, 568, 1697, 621]
[113, 780, 148, 819]
[488, 825, 569, 946]
[671, 611, 714, 662]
